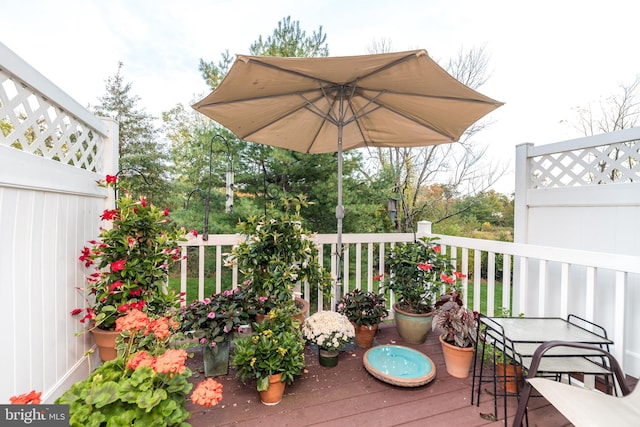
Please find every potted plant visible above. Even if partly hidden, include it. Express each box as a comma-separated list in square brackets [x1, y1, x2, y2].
[385, 237, 463, 344]
[56, 308, 223, 426]
[72, 175, 187, 361]
[337, 288, 389, 348]
[231, 308, 306, 405]
[180, 287, 251, 377]
[226, 195, 333, 320]
[302, 310, 355, 367]
[432, 289, 478, 378]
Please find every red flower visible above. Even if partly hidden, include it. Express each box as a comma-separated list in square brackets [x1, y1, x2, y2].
[109, 280, 123, 293]
[117, 304, 129, 313]
[70, 308, 83, 316]
[374, 273, 384, 281]
[111, 259, 126, 272]
[101, 209, 118, 221]
[163, 207, 169, 216]
[106, 175, 118, 184]
[433, 245, 441, 253]
[417, 262, 433, 271]
[441, 272, 456, 285]
[140, 197, 147, 208]
[454, 271, 467, 279]
[129, 289, 141, 297]
[190, 229, 198, 237]
[79, 247, 93, 267]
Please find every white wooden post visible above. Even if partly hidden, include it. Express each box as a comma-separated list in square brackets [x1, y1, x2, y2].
[101, 118, 119, 210]
[416, 220, 432, 237]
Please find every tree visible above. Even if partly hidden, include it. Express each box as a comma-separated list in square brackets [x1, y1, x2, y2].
[93, 62, 172, 206]
[186, 17, 349, 234]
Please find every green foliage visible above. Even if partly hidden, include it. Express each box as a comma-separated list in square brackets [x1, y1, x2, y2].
[386, 237, 461, 313]
[231, 309, 306, 391]
[57, 309, 194, 427]
[93, 62, 172, 206]
[249, 16, 329, 57]
[75, 177, 185, 330]
[337, 289, 389, 327]
[227, 195, 333, 312]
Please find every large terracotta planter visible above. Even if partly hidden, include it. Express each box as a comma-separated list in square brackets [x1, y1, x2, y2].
[259, 373, 286, 405]
[439, 335, 474, 378]
[352, 323, 378, 348]
[90, 328, 121, 362]
[393, 303, 433, 344]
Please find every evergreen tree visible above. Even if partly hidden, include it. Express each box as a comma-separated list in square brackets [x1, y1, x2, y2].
[93, 62, 172, 206]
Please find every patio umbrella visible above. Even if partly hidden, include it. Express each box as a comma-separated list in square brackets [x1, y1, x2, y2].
[192, 49, 503, 292]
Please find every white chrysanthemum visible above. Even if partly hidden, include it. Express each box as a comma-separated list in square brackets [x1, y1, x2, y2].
[302, 311, 355, 352]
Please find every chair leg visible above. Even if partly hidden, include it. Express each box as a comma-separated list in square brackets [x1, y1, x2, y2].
[512, 381, 533, 427]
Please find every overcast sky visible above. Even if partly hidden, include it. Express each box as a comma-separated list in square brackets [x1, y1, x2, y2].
[2, 0, 640, 193]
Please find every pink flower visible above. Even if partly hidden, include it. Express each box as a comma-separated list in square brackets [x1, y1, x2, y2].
[207, 312, 216, 319]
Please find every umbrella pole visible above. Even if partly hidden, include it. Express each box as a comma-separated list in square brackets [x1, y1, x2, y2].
[336, 89, 345, 301]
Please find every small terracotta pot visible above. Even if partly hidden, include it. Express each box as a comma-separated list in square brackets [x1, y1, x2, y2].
[90, 328, 121, 362]
[259, 373, 286, 405]
[352, 322, 378, 348]
[439, 335, 474, 378]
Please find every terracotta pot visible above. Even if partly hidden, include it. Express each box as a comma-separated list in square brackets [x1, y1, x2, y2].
[496, 362, 524, 394]
[393, 303, 433, 344]
[259, 373, 286, 405]
[352, 322, 378, 348]
[90, 328, 121, 362]
[318, 349, 340, 367]
[439, 335, 474, 378]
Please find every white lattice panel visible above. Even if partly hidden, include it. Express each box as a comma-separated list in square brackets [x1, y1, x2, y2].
[530, 140, 640, 188]
[0, 68, 104, 172]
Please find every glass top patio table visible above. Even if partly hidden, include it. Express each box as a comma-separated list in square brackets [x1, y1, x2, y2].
[486, 317, 613, 357]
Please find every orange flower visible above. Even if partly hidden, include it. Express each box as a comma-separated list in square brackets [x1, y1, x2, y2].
[146, 317, 173, 340]
[116, 308, 150, 332]
[9, 390, 41, 404]
[191, 378, 223, 407]
[126, 351, 156, 370]
[154, 349, 188, 375]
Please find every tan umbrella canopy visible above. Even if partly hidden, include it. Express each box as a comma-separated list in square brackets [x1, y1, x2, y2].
[192, 49, 503, 291]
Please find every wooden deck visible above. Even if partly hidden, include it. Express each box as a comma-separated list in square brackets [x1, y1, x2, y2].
[183, 322, 588, 427]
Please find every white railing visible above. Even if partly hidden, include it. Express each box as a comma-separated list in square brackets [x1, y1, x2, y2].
[178, 223, 640, 376]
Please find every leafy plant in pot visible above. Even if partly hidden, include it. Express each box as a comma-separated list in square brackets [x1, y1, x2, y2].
[231, 308, 306, 405]
[385, 237, 463, 344]
[180, 287, 251, 377]
[72, 176, 187, 360]
[226, 195, 333, 319]
[337, 288, 389, 348]
[432, 289, 478, 378]
[57, 308, 223, 426]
